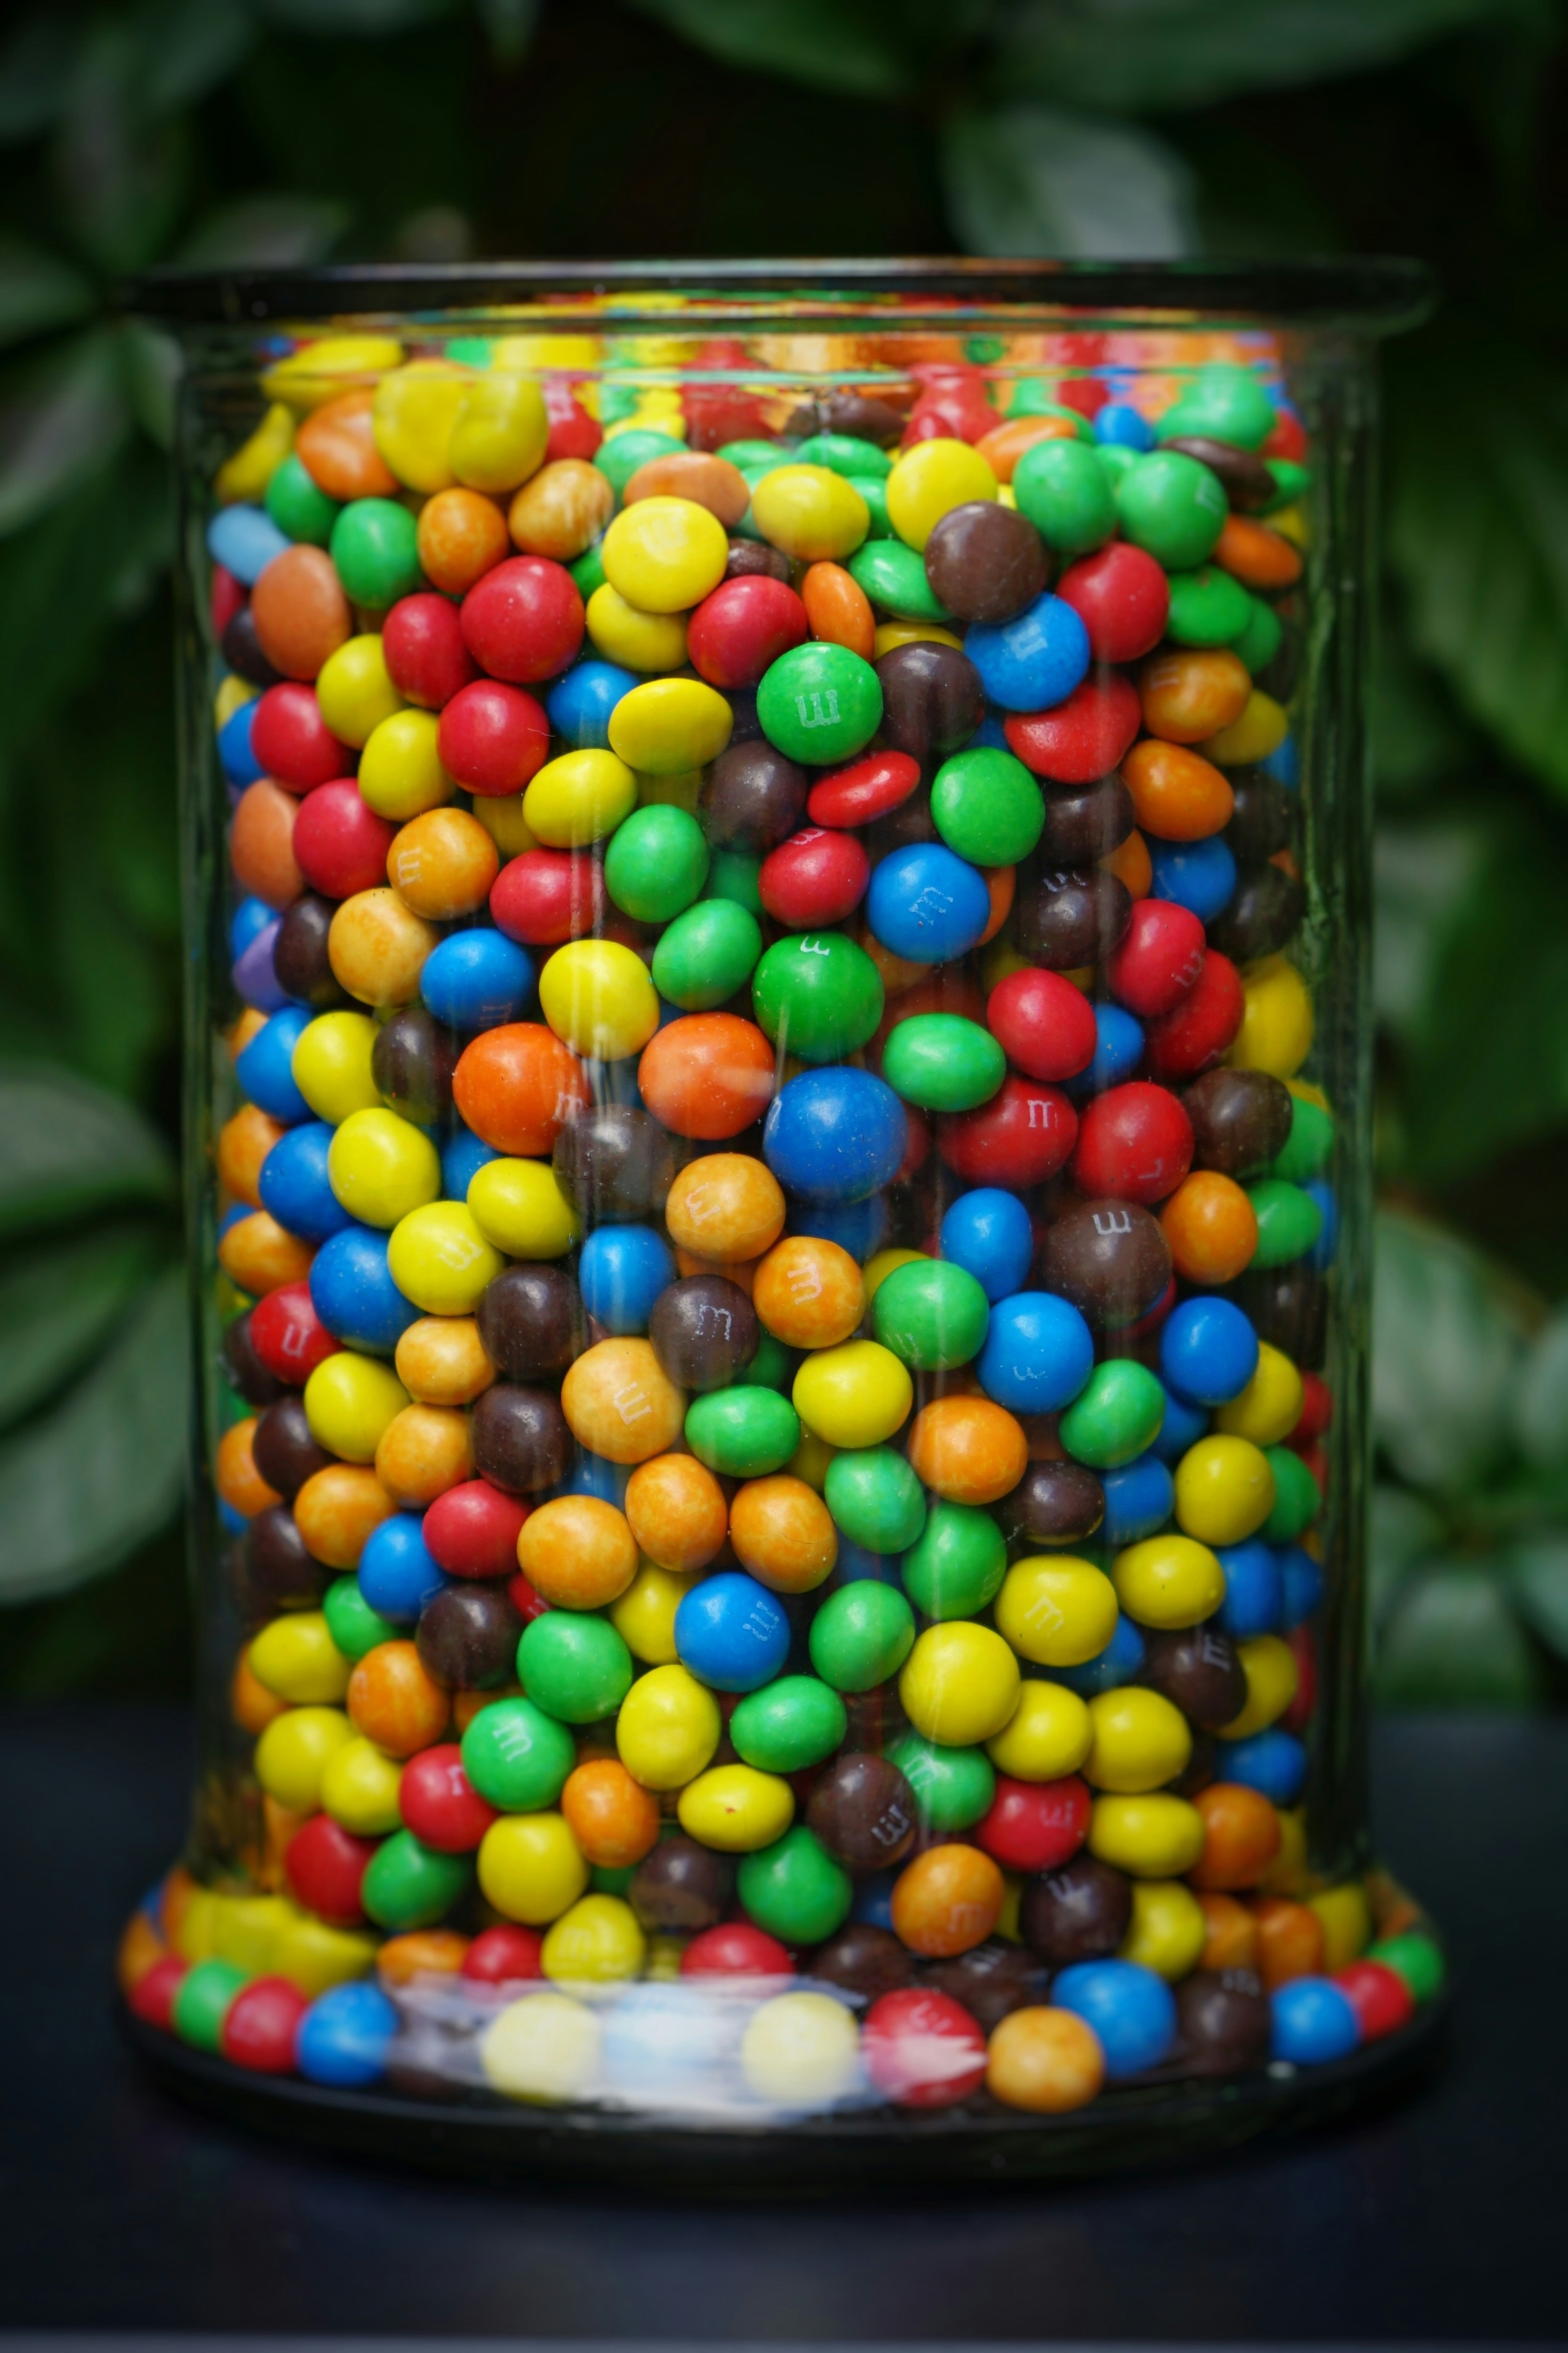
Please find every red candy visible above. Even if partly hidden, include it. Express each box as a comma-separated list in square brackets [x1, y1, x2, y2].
[249, 682, 349, 790]
[248, 1281, 341, 1383]
[681, 1923, 792, 1978]
[462, 1922, 545, 1983]
[758, 828, 869, 929]
[1290, 1371, 1334, 1448]
[292, 778, 397, 898]
[1104, 898, 1207, 1018]
[505, 1567, 552, 1624]
[1144, 949, 1243, 1078]
[284, 1813, 376, 1927]
[1264, 409, 1309, 464]
[1056, 543, 1170, 664]
[490, 848, 605, 945]
[1334, 1959, 1414, 2042]
[1004, 674, 1141, 786]
[1283, 1624, 1317, 1734]
[975, 1773, 1092, 1873]
[211, 565, 245, 641]
[861, 1987, 988, 2108]
[221, 1976, 309, 2073]
[687, 576, 808, 690]
[423, 1479, 530, 1578]
[439, 678, 551, 797]
[543, 380, 602, 462]
[397, 1744, 499, 1853]
[937, 1075, 1078, 1187]
[383, 592, 478, 710]
[1069, 1081, 1193, 1205]
[460, 556, 584, 684]
[985, 966, 1097, 1083]
[807, 750, 921, 829]
[127, 1952, 188, 2029]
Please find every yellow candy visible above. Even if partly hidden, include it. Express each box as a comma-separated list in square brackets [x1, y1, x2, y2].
[215, 402, 293, 505]
[469, 793, 538, 857]
[1270, 501, 1309, 548]
[885, 439, 998, 551]
[1220, 1632, 1299, 1740]
[1201, 689, 1289, 767]
[785, 1428, 836, 1492]
[1215, 1342, 1305, 1447]
[327, 1106, 442, 1228]
[741, 1991, 860, 2107]
[602, 495, 728, 613]
[263, 334, 404, 412]
[1173, 1433, 1275, 1546]
[492, 333, 601, 373]
[214, 673, 257, 729]
[541, 1893, 647, 1984]
[1088, 1792, 1204, 1879]
[586, 583, 689, 674]
[210, 1893, 295, 1976]
[791, 1339, 912, 1450]
[467, 1156, 579, 1258]
[636, 767, 702, 813]
[750, 465, 869, 561]
[1084, 1687, 1192, 1794]
[271, 1912, 378, 1997]
[873, 622, 965, 657]
[316, 633, 404, 749]
[304, 1350, 410, 1464]
[372, 359, 469, 492]
[899, 1621, 1021, 1747]
[482, 1991, 601, 2103]
[979, 937, 1029, 993]
[984, 1677, 1091, 1781]
[1120, 1880, 1208, 1979]
[615, 1663, 720, 1789]
[292, 1010, 380, 1124]
[539, 937, 660, 1060]
[608, 677, 733, 775]
[387, 1201, 504, 1316]
[170, 1888, 220, 1963]
[450, 372, 549, 494]
[478, 1812, 589, 1924]
[994, 1556, 1119, 1667]
[862, 1247, 926, 1299]
[253, 1705, 352, 1812]
[1113, 1533, 1226, 1629]
[678, 1763, 795, 1852]
[1227, 954, 1313, 1079]
[319, 1735, 404, 1835]
[610, 1562, 692, 1664]
[1309, 1881, 1372, 1970]
[1260, 1804, 1308, 1896]
[248, 1612, 351, 1705]
[358, 707, 453, 821]
[523, 746, 638, 847]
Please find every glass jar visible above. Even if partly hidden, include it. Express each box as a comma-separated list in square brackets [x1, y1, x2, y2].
[117, 261, 1446, 2183]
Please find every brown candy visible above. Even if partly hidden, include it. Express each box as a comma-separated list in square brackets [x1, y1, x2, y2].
[1040, 1199, 1172, 1331]
[1160, 436, 1276, 511]
[805, 1752, 917, 1871]
[806, 1922, 914, 2002]
[252, 1396, 332, 1501]
[840, 1683, 909, 1753]
[552, 1105, 675, 1224]
[1011, 865, 1131, 969]
[648, 1274, 758, 1392]
[629, 1835, 733, 1932]
[370, 1007, 458, 1129]
[1230, 1261, 1326, 1370]
[920, 1940, 1049, 2033]
[699, 740, 807, 853]
[1174, 1967, 1272, 2075]
[232, 1507, 330, 1618]
[476, 1264, 584, 1384]
[469, 1383, 571, 1495]
[273, 892, 351, 1011]
[415, 1581, 521, 1688]
[1208, 864, 1303, 962]
[223, 1309, 287, 1408]
[221, 602, 282, 689]
[1139, 1625, 1247, 1730]
[786, 391, 908, 446]
[1038, 775, 1135, 868]
[1223, 770, 1294, 862]
[995, 1460, 1105, 1551]
[875, 641, 984, 767]
[725, 538, 792, 584]
[922, 502, 1049, 626]
[1018, 1854, 1132, 1965]
[1183, 1068, 1293, 1178]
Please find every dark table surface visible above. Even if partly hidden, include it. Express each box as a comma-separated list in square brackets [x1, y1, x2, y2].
[1, 1704, 1559, 2342]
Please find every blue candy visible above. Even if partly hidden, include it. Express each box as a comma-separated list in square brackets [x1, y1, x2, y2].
[1262, 735, 1299, 789]
[764, 1068, 907, 1205]
[829, 1541, 902, 1589]
[1216, 1538, 1284, 1638]
[1065, 1001, 1144, 1097]
[208, 503, 291, 585]
[1160, 1295, 1259, 1407]
[218, 698, 265, 786]
[233, 916, 287, 1013]
[230, 895, 275, 962]
[674, 1570, 791, 1692]
[258, 1121, 352, 1243]
[1148, 836, 1236, 924]
[963, 591, 1090, 713]
[1305, 1179, 1339, 1269]
[441, 1123, 498, 1203]
[578, 1223, 675, 1335]
[234, 1006, 312, 1126]
[599, 1983, 734, 2100]
[309, 1223, 420, 1354]
[866, 841, 991, 965]
[1053, 1959, 1176, 2078]
[556, 1449, 632, 1508]
[1224, 1725, 1307, 1805]
[977, 1291, 1094, 1415]
[357, 1512, 451, 1621]
[546, 659, 639, 748]
[420, 929, 535, 1031]
[1270, 1976, 1361, 2066]
[1148, 1388, 1208, 1463]
[295, 1981, 399, 2087]
[1056, 1612, 1145, 1695]
[1278, 1544, 1324, 1628]
[218, 1497, 249, 1536]
[940, 1187, 1034, 1303]
[848, 1869, 897, 1929]
[788, 1194, 889, 1261]
[1099, 1452, 1175, 1546]
[1094, 402, 1156, 450]
[964, 713, 1011, 751]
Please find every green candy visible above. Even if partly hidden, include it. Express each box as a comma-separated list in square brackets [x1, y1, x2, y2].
[362, 1829, 473, 1932]
[685, 1384, 800, 1476]
[747, 1332, 797, 1392]
[1059, 1358, 1166, 1468]
[591, 1862, 637, 1896]
[570, 542, 607, 600]
[717, 439, 789, 471]
[848, 473, 893, 536]
[604, 803, 709, 924]
[757, 642, 882, 766]
[598, 382, 642, 426]
[795, 433, 893, 480]
[1164, 565, 1253, 649]
[1261, 1445, 1321, 1543]
[1232, 595, 1283, 675]
[516, 1613, 634, 1724]
[848, 539, 950, 624]
[322, 1575, 396, 1661]
[808, 1578, 916, 1692]
[730, 1675, 848, 1772]
[653, 897, 762, 1010]
[1155, 363, 1276, 452]
[264, 452, 338, 546]
[1267, 1094, 1335, 1183]
[899, 1500, 1007, 1621]
[737, 1824, 853, 1944]
[881, 1013, 1005, 1114]
[460, 1694, 576, 1811]
[1094, 442, 1141, 488]
[706, 849, 763, 914]
[594, 429, 683, 497]
[1246, 1178, 1324, 1268]
[872, 1256, 990, 1372]
[824, 1446, 926, 1555]
[329, 498, 423, 607]
[171, 1957, 247, 2052]
[1262, 457, 1311, 513]
[752, 932, 883, 1063]
[1012, 437, 1117, 555]
[1008, 385, 1091, 436]
[1115, 452, 1228, 571]
[1367, 1930, 1445, 2004]
[931, 744, 1045, 866]
[886, 1732, 995, 1832]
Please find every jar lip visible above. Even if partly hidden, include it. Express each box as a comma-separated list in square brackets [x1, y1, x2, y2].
[119, 254, 1435, 334]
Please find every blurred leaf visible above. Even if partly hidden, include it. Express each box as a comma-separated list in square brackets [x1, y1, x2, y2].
[1512, 1310, 1568, 1468]
[474, 0, 541, 62]
[626, 0, 926, 95]
[0, 331, 130, 537]
[1376, 1562, 1541, 1705]
[1508, 1537, 1568, 1657]
[0, 1224, 167, 1432]
[117, 319, 180, 452]
[943, 102, 1197, 258]
[1372, 611, 1476, 802]
[1368, 1479, 1445, 1627]
[138, 0, 257, 115]
[54, 18, 190, 276]
[1373, 1207, 1527, 1493]
[0, 1065, 172, 1239]
[991, 0, 1511, 114]
[1372, 818, 1486, 1041]
[177, 193, 349, 267]
[260, 0, 462, 30]
[0, 1263, 186, 1605]
[0, 9, 76, 146]
[0, 235, 95, 351]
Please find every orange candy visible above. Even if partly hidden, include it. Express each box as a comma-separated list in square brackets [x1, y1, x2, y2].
[729, 1474, 838, 1593]
[1161, 1170, 1259, 1285]
[250, 543, 352, 681]
[859, 925, 930, 997]
[293, 1463, 396, 1570]
[1121, 740, 1235, 844]
[979, 862, 1016, 943]
[508, 458, 616, 559]
[665, 1153, 786, 1263]
[218, 1208, 316, 1295]
[986, 2005, 1107, 2113]
[1139, 647, 1252, 745]
[560, 1757, 662, 1869]
[516, 1494, 639, 1607]
[1102, 827, 1152, 899]
[386, 807, 499, 920]
[416, 486, 511, 595]
[452, 1021, 591, 1157]
[394, 1316, 496, 1407]
[347, 1639, 450, 1758]
[232, 1641, 290, 1736]
[217, 1103, 285, 1209]
[561, 1338, 686, 1465]
[907, 1394, 1029, 1506]
[376, 1929, 471, 1984]
[800, 561, 875, 658]
[1253, 1896, 1327, 1988]
[752, 1235, 865, 1349]
[974, 413, 1079, 481]
[374, 1402, 472, 1509]
[116, 1909, 167, 1994]
[230, 778, 306, 910]
[1188, 1781, 1283, 1890]
[891, 1843, 1006, 1957]
[675, 1247, 758, 1296]
[623, 450, 750, 527]
[637, 1013, 776, 1141]
[228, 1005, 268, 1061]
[295, 388, 399, 502]
[1198, 1890, 1262, 1971]
[328, 887, 440, 1007]
[1214, 511, 1303, 591]
[624, 1452, 728, 1573]
[452, 1680, 523, 1734]
[217, 1417, 282, 1519]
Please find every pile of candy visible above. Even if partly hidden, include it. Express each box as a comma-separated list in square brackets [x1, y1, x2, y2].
[121, 322, 1442, 2123]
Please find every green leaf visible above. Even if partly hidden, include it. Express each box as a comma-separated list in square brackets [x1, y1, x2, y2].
[1373, 1208, 1526, 1495]
[259, 0, 463, 31]
[1508, 1537, 1568, 1658]
[178, 194, 350, 268]
[991, 0, 1510, 116]
[1368, 1480, 1445, 1628]
[474, 0, 541, 62]
[0, 1065, 173, 1239]
[624, 0, 925, 96]
[138, 0, 257, 115]
[1512, 1311, 1568, 1469]
[0, 235, 95, 351]
[53, 18, 191, 276]
[1375, 1562, 1540, 1707]
[0, 10, 75, 146]
[0, 1263, 186, 1605]
[942, 103, 1197, 260]
[0, 331, 131, 537]
[0, 1224, 167, 1433]
[1372, 612, 1476, 802]
[1372, 817, 1487, 1044]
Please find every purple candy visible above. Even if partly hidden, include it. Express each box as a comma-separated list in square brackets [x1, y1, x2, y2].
[233, 917, 289, 1012]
